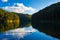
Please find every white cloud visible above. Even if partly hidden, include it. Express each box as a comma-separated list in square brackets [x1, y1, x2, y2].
[1, 0, 8, 2]
[5, 28, 36, 38]
[3, 3, 36, 14]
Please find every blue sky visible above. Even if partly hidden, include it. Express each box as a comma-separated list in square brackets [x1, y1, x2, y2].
[0, 0, 60, 14]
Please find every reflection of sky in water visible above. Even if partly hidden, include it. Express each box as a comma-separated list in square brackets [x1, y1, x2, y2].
[0, 26, 59, 40]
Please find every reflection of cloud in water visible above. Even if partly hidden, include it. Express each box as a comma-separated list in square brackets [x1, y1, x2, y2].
[5, 26, 36, 38]
[0, 26, 58, 40]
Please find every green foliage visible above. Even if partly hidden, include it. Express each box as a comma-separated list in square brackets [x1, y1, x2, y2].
[0, 9, 20, 32]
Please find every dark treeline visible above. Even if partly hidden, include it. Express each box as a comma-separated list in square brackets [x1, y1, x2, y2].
[32, 2, 60, 39]
[18, 13, 31, 27]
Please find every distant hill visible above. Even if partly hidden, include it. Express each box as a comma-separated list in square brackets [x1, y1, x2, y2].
[32, 2, 60, 39]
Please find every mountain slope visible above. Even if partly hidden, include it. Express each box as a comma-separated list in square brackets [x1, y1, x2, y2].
[32, 2, 60, 38]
